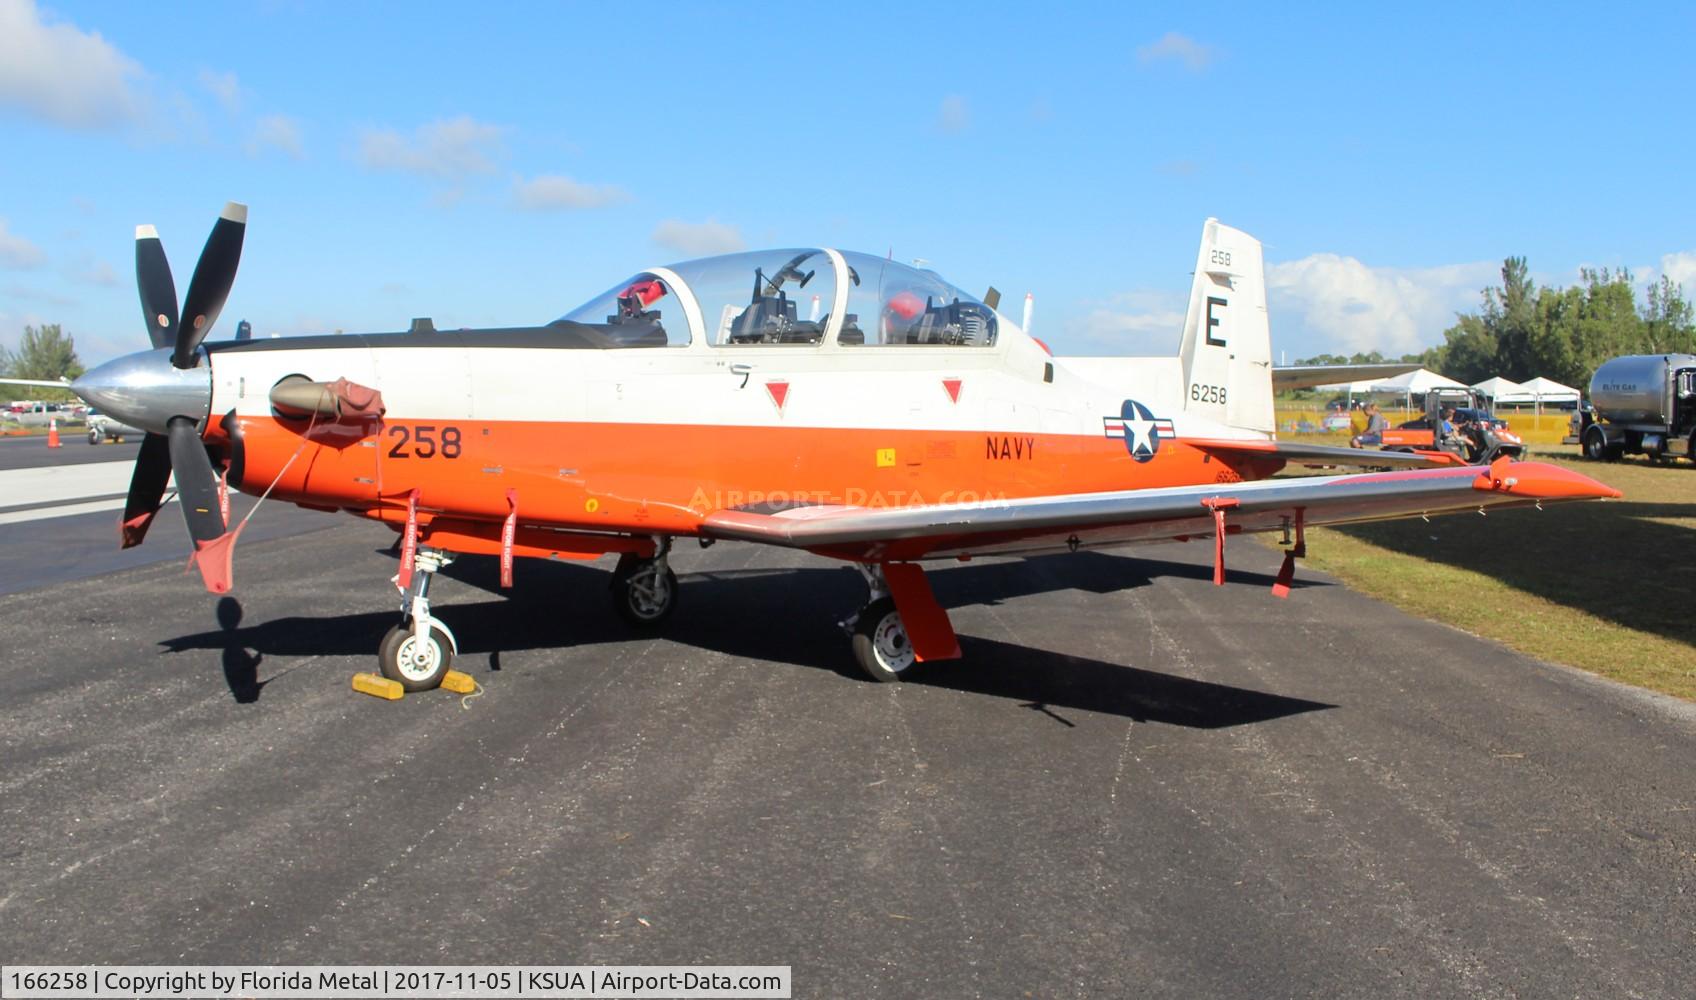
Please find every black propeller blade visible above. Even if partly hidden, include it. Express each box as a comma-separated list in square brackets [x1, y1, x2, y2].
[166, 416, 227, 548]
[135, 226, 179, 351]
[172, 202, 247, 369]
[120, 432, 174, 549]
[117, 203, 245, 586]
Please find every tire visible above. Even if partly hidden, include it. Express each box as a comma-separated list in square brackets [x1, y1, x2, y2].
[1582, 426, 1613, 461]
[614, 563, 678, 627]
[378, 623, 453, 692]
[87, 429, 101, 445]
[851, 597, 916, 683]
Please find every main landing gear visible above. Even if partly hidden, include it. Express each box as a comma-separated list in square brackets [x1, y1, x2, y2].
[378, 547, 459, 692]
[843, 563, 917, 683]
[611, 537, 678, 627]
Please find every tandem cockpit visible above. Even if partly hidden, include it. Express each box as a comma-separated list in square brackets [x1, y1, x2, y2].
[555, 249, 1001, 350]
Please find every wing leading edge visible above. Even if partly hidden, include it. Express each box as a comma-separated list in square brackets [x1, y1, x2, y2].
[701, 459, 1619, 562]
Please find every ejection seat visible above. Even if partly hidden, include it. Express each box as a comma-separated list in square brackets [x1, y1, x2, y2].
[728, 290, 823, 344]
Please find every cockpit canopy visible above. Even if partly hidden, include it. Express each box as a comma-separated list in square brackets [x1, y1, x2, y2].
[556, 249, 997, 349]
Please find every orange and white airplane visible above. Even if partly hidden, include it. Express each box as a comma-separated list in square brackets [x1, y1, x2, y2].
[68, 205, 1619, 688]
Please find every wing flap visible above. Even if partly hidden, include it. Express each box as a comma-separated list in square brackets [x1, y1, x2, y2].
[700, 460, 1618, 561]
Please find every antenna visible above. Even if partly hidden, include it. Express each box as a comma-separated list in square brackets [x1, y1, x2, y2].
[1022, 292, 1034, 334]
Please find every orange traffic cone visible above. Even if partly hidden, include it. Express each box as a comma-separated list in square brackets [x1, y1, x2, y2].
[46, 417, 61, 448]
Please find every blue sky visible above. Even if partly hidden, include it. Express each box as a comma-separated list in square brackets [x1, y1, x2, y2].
[2, 0, 1693, 366]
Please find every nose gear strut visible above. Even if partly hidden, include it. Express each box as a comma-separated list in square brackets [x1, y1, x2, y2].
[378, 547, 459, 691]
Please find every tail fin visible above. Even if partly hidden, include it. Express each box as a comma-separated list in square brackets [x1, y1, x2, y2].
[1177, 219, 1273, 435]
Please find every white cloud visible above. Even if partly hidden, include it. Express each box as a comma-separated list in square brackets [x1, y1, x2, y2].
[246, 113, 304, 159]
[1136, 32, 1217, 72]
[1266, 254, 1495, 355]
[4, 283, 76, 307]
[0, 0, 144, 128]
[1076, 290, 1188, 353]
[512, 173, 629, 211]
[357, 115, 505, 179]
[0, 219, 44, 269]
[197, 68, 242, 114]
[66, 255, 117, 287]
[936, 94, 969, 134]
[1659, 251, 1696, 291]
[651, 219, 744, 257]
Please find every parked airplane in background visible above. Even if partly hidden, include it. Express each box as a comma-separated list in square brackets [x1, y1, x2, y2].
[66, 205, 1619, 687]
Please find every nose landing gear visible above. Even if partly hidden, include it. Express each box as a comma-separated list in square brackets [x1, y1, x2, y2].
[378, 547, 459, 691]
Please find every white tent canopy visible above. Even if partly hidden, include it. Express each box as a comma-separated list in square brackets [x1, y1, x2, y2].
[1471, 375, 1523, 398]
[1316, 368, 1467, 394]
[1311, 377, 1379, 393]
[1494, 376, 1580, 407]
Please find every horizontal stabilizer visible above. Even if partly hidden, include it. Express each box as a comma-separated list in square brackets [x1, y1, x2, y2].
[1186, 438, 1461, 469]
[1272, 363, 1422, 392]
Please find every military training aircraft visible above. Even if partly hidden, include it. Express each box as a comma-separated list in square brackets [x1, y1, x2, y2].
[65, 205, 1620, 687]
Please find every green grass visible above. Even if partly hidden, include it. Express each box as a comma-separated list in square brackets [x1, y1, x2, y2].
[1281, 447, 1696, 701]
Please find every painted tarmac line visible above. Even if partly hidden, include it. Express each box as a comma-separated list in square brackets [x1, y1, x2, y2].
[0, 495, 138, 526]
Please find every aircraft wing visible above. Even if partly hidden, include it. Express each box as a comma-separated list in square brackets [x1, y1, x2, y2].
[1185, 437, 1464, 469]
[1272, 363, 1421, 391]
[0, 376, 74, 388]
[700, 460, 1618, 563]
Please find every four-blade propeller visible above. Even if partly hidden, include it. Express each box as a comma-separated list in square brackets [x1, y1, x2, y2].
[120, 204, 246, 582]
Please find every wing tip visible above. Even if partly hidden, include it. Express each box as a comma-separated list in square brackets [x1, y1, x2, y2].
[1472, 460, 1622, 500]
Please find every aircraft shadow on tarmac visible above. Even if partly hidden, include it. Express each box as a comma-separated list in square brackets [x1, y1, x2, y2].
[1327, 498, 1696, 651]
[162, 550, 1333, 728]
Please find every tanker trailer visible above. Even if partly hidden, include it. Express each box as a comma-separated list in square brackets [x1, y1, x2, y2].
[1579, 354, 1696, 462]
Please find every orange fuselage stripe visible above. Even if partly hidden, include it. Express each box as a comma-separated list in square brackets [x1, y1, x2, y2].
[232, 417, 1282, 539]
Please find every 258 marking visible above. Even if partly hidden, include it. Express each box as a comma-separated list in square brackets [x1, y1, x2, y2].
[387, 425, 462, 459]
[1190, 383, 1227, 404]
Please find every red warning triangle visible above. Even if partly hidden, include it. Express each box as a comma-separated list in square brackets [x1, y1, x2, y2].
[766, 380, 790, 412]
[941, 378, 962, 404]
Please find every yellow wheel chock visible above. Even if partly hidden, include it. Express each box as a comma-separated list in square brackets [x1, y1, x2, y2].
[351, 669, 477, 700]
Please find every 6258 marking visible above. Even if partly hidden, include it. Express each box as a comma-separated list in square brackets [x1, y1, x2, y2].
[387, 425, 462, 459]
[1190, 383, 1227, 404]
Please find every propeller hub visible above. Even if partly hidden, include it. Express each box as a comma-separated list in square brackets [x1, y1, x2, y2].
[71, 347, 211, 435]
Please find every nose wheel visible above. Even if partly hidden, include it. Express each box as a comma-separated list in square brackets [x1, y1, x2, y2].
[612, 538, 678, 627]
[379, 622, 453, 691]
[378, 548, 458, 691]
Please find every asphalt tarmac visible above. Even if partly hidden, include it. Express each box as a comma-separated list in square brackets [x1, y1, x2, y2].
[0, 432, 141, 471]
[1, 482, 1693, 996]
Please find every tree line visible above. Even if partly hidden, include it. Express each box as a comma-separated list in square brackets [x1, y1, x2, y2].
[0, 324, 84, 402]
[1298, 258, 1695, 392]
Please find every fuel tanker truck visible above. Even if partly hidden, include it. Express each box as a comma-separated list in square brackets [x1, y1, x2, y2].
[1577, 354, 1696, 462]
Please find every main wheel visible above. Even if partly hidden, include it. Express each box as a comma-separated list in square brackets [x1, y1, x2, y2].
[1582, 426, 1613, 461]
[851, 597, 916, 683]
[378, 623, 453, 692]
[614, 562, 678, 627]
[87, 428, 101, 445]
